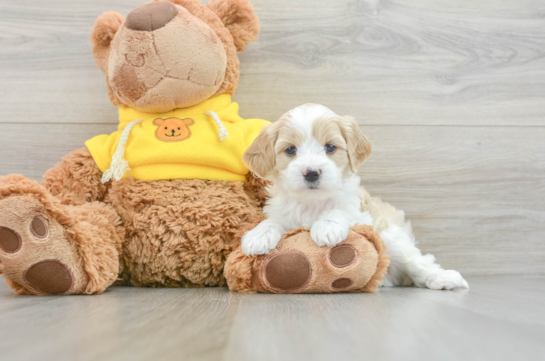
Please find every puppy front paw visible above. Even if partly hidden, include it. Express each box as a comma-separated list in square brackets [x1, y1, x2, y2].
[310, 219, 349, 247]
[241, 223, 283, 256]
[426, 270, 469, 290]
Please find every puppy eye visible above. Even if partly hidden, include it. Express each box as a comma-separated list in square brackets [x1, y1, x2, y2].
[325, 144, 337, 153]
[285, 146, 297, 156]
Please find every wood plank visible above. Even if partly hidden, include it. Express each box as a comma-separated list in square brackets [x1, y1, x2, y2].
[0, 0, 544, 125]
[0, 286, 240, 361]
[0, 123, 117, 180]
[0, 276, 544, 361]
[0, 123, 543, 276]
[223, 276, 545, 361]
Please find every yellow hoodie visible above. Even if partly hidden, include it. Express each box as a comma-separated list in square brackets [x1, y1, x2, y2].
[86, 94, 270, 182]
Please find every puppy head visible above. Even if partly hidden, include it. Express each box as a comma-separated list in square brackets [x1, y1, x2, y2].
[244, 104, 372, 195]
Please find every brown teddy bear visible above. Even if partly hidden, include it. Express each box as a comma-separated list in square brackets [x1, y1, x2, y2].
[0, 0, 388, 296]
[0, 0, 269, 295]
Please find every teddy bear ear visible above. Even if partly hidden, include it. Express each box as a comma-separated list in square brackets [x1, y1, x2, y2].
[153, 118, 165, 126]
[90, 11, 125, 74]
[207, 0, 260, 51]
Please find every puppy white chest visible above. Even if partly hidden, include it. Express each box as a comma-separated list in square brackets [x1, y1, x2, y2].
[273, 197, 337, 229]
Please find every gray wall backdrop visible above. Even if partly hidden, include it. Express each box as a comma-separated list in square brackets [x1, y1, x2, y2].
[0, 0, 543, 276]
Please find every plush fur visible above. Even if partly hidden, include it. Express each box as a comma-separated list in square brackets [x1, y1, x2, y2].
[241, 104, 470, 291]
[206, 0, 260, 51]
[109, 176, 265, 287]
[42, 147, 110, 205]
[0, 0, 266, 295]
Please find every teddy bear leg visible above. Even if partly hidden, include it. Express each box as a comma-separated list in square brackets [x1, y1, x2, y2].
[0, 148, 124, 295]
[225, 225, 390, 294]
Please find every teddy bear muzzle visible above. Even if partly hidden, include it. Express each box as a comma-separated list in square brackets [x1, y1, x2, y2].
[125, 1, 178, 32]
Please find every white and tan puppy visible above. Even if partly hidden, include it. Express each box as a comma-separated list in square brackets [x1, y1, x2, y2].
[241, 104, 469, 290]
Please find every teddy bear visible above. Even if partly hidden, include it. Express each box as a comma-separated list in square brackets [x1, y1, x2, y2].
[0, 0, 269, 295]
[0, 0, 389, 296]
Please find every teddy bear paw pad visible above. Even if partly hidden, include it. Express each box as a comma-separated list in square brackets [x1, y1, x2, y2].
[329, 245, 356, 268]
[24, 260, 73, 295]
[0, 227, 22, 254]
[30, 216, 48, 238]
[332, 278, 354, 289]
[264, 252, 311, 291]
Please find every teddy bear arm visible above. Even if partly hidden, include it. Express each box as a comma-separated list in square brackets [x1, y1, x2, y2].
[243, 173, 270, 209]
[41, 147, 109, 206]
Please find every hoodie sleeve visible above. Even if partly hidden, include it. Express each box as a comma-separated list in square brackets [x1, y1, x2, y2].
[85, 132, 120, 174]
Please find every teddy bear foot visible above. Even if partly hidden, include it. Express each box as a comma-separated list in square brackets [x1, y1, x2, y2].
[0, 174, 91, 295]
[225, 225, 390, 294]
[0, 196, 89, 295]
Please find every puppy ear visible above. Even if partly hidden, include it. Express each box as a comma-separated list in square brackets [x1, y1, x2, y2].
[90, 11, 125, 74]
[243, 124, 278, 178]
[337, 116, 372, 173]
[207, 0, 260, 51]
[153, 118, 165, 126]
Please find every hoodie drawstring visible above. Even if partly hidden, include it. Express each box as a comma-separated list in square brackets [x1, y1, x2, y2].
[101, 119, 144, 183]
[205, 111, 229, 141]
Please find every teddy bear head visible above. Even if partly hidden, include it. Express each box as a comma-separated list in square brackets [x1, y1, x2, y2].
[90, 0, 259, 113]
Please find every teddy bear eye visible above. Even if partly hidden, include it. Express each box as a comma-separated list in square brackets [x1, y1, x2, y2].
[178, 127, 180, 130]
[165, 127, 168, 130]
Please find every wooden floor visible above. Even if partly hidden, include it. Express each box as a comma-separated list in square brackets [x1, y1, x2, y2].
[0, 276, 543, 361]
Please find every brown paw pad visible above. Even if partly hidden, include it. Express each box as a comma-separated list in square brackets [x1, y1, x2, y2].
[24, 260, 73, 295]
[30, 216, 48, 238]
[332, 278, 353, 289]
[329, 245, 356, 268]
[265, 252, 311, 291]
[0, 227, 22, 254]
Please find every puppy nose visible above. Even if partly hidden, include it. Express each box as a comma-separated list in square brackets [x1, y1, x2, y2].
[125, 1, 178, 31]
[303, 169, 321, 183]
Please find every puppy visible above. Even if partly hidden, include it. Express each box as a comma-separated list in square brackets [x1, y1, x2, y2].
[241, 104, 469, 290]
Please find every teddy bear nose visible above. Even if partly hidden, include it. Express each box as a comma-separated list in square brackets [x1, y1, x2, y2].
[125, 1, 178, 32]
